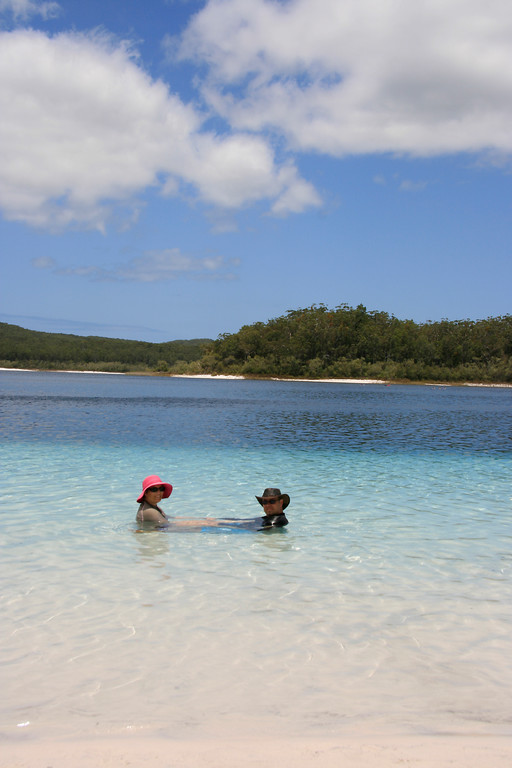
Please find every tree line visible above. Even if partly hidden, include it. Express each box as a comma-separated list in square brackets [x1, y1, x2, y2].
[203, 304, 512, 383]
[1, 303, 511, 382]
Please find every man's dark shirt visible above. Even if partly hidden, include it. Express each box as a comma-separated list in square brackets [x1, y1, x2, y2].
[259, 513, 289, 528]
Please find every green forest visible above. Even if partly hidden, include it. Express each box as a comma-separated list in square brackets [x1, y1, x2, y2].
[1, 302, 512, 382]
[0, 322, 210, 374]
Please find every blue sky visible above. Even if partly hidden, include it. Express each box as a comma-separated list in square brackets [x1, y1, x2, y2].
[1, 0, 511, 342]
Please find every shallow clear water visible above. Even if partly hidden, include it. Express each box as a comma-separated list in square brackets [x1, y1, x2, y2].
[1, 371, 511, 740]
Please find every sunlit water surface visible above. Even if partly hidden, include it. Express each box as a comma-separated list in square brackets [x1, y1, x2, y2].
[1, 371, 511, 740]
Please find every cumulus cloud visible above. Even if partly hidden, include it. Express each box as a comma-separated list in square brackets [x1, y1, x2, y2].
[177, 0, 512, 158]
[31, 248, 240, 282]
[0, 28, 318, 230]
[5, 0, 510, 234]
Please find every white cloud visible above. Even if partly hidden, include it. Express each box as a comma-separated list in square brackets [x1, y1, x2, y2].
[0, 0, 60, 20]
[271, 164, 321, 215]
[399, 179, 428, 192]
[178, 0, 512, 158]
[6, 0, 510, 234]
[32, 248, 240, 282]
[179, 132, 320, 210]
[0, 28, 317, 231]
[118, 249, 240, 281]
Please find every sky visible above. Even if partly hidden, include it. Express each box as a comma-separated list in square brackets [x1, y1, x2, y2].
[1, 0, 511, 342]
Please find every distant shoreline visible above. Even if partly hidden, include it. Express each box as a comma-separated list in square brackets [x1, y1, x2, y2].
[0, 367, 125, 375]
[1, 367, 511, 387]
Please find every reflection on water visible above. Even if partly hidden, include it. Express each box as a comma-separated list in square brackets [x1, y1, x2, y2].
[132, 528, 172, 562]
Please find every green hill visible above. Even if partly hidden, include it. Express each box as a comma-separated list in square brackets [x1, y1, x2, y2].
[0, 322, 211, 374]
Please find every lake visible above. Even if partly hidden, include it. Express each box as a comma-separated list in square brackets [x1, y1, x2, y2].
[1, 371, 511, 741]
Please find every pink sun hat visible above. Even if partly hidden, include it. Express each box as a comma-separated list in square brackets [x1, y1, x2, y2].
[137, 475, 173, 503]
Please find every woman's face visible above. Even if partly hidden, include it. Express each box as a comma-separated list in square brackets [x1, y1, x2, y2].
[144, 485, 165, 505]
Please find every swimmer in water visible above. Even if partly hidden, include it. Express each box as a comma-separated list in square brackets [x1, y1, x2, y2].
[255, 487, 290, 528]
[136, 475, 219, 528]
[136, 475, 173, 524]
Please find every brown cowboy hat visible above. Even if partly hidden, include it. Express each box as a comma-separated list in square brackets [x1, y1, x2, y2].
[255, 487, 290, 510]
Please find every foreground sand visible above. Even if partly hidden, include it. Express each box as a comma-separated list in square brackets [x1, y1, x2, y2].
[2, 735, 512, 768]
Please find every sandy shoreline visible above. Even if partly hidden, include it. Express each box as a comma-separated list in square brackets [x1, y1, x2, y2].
[1, 368, 511, 387]
[2, 734, 511, 768]
[0, 367, 125, 375]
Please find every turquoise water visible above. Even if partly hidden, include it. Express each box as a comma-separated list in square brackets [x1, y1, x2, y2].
[1, 371, 511, 740]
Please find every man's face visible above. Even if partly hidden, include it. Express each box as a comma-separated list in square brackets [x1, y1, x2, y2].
[261, 497, 284, 514]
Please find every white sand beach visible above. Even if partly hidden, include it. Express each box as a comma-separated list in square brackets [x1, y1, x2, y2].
[171, 373, 247, 379]
[173, 374, 389, 383]
[2, 734, 511, 768]
[274, 376, 388, 384]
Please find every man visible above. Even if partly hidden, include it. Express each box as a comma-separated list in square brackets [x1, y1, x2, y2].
[255, 487, 290, 528]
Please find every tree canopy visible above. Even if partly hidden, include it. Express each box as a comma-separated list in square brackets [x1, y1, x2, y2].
[203, 304, 512, 383]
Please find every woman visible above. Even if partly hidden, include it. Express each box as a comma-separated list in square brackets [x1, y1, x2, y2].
[136, 474, 220, 528]
[136, 475, 173, 524]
